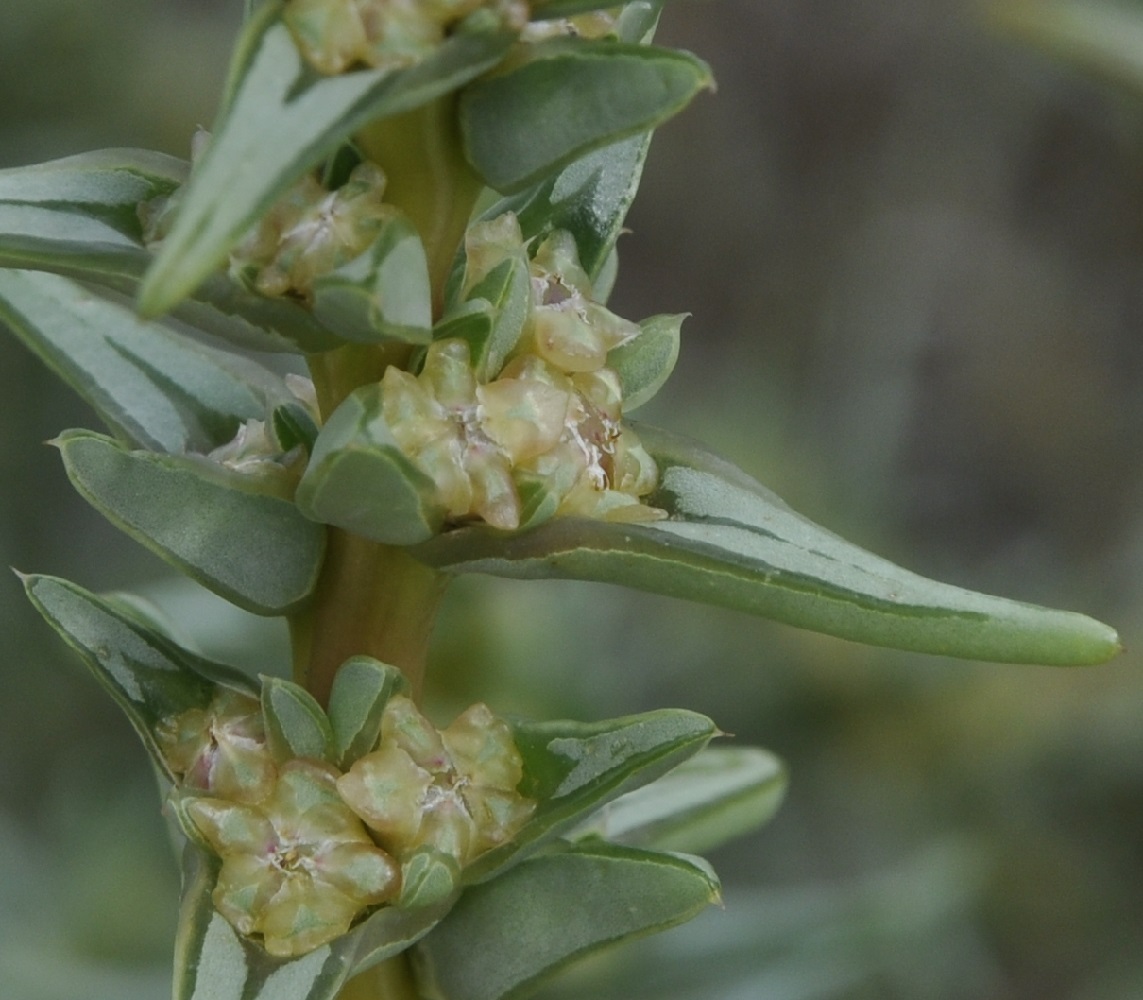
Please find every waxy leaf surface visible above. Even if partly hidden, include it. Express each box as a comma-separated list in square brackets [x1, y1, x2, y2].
[261, 677, 335, 763]
[571, 745, 787, 854]
[465, 708, 715, 883]
[21, 575, 255, 781]
[0, 150, 342, 352]
[0, 269, 286, 454]
[328, 657, 409, 768]
[414, 425, 1121, 665]
[460, 40, 712, 193]
[140, 4, 516, 315]
[57, 431, 325, 614]
[414, 843, 720, 1000]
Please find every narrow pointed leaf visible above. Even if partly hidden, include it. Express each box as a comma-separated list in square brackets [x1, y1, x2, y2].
[460, 39, 712, 193]
[140, 3, 516, 315]
[476, 6, 663, 277]
[311, 213, 433, 345]
[607, 313, 683, 411]
[465, 708, 715, 883]
[328, 657, 409, 768]
[448, 254, 532, 380]
[413, 843, 720, 1000]
[0, 269, 287, 454]
[21, 575, 256, 781]
[262, 677, 335, 763]
[57, 430, 325, 614]
[570, 745, 787, 854]
[413, 425, 1120, 665]
[0, 150, 343, 352]
[296, 384, 446, 545]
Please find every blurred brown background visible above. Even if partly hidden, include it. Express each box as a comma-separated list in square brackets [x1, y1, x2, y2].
[2, 2, 1141, 998]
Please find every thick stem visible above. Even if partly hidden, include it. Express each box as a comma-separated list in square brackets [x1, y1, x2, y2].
[357, 96, 484, 318]
[338, 954, 422, 1000]
[291, 531, 448, 707]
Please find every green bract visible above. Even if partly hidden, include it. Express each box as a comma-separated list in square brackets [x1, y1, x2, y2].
[0, 1, 1122, 999]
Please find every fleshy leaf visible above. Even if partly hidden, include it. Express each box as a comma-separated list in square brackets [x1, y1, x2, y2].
[327, 657, 410, 768]
[459, 39, 712, 193]
[450, 254, 532, 381]
[56, 430, 325, 615]
[261, 677, 335, 764]
[607, 313, 683, 411]
[296, 383, 446, 545]
[311, 212, 433, 345]
[413, 842, 720, 1000]
[0, 149, 343, 353]
[570, 745, 787, 855]
[139, 3, 516, 316]
[0, 269, 288, 454]
[464, 708, 715, 884]
[413, 425, 1121, 665]
[990, 0, 1143, 97]
[21, 575, 256, 782]
[174, 842, 451, 1000]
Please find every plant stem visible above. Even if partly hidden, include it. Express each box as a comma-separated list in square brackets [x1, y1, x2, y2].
[338, 954, 422, 1000]
[356, 95, 483, 318]
[291, 530, 448, 706]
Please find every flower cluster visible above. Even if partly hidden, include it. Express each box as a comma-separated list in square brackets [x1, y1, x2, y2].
[383, 214, 665, 530]
[160, 685, 533, 957]
[283, 0, 528, 75]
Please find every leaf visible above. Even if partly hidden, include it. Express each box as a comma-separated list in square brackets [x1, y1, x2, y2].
[459, 39, 712, 193]
[261, 677, 335, 763]
[296, 384, 446, 545]
[173, 843, 452, 1000]
[446, 253, 532, 380]
[56, 431, 325, 615]
[607, 312, 683, 411]
[20, 574, 255, 782]
[412, 425, 1121, 665]
[531, 0, 665, 18]
[0, 269, 288, 455]
[139, 3, 516, 316]
[327, 657, 410, 768]
[569, 745, 787, 855]
[464, 708, 716, 884]
[412, 842, 720, 1000]
[990, 0, 1143, 98]
[311, 212, 433, 345]
[0, 149, 343, 353]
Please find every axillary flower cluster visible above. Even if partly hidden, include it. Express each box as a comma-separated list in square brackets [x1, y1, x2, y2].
[158, 685, 534, 958]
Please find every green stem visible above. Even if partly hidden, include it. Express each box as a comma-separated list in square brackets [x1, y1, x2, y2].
[290, 530, 448, 707]
[338, 954, 422, 1000]
[357, 95, 484, 319]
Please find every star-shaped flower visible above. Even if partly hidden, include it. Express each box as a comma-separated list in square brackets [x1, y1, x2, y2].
[155, 688, 275, 804]
[337, 696, 535, 867]
[184, 760, 401, 958]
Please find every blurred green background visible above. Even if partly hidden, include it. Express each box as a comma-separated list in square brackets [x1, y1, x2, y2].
[2, 1, 1142, 998]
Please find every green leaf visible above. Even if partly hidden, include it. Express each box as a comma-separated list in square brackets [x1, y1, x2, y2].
[990, 0, 1143, 98]
[273, 401, 321, 454]
[465, 708, 716, 884]
[174, 843, 452, 1000]
[447, 253, 532, 380]
[261, 677, 335, 764]
[413, 842, 720, 1000]
[607, 313, 683, 411]
[460, 39, 712, 193]
[56, 430, 325, 615]
[570, 745, 787, 855]
[311, 213, 433, 345]
[327, 657, 409, 768]
[21, 574, 255, 782]
[139, 3, 516, 316]
[531, 0, 663, 18]
[296, 384, 446, 545]
[0, 149, 343, 353]
[0, 269, 288, 454]
[413, 425, 1121, 665]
